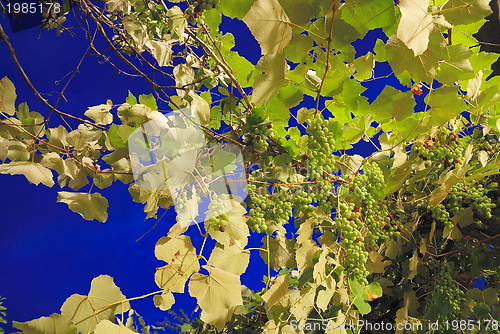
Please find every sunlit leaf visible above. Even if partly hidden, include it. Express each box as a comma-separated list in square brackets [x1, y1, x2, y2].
[94, 320, 137, 334]
[252, 53, 287, 105]
[342, 0, 397, 36]
[85, 103, 113, 125]
[442, 0, 492, 25]
[153, 292, 175, 311]
[155, 235, 200, 293]
[0, 161, 54, 187]
[60, 275, 130, 334]
[56, 191, 109, 222]
[396, 0, 433, 56]
[208, 242, 250, 275]
[188, 265, 242, 313]
[0, 76, 16, 116]
[243, 0, 292, 54]
[13, 313, 77, 334]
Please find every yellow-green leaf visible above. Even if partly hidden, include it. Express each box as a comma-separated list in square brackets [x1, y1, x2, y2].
[0, 76, 16, 116]
[60, 275, 130, 334]
[94, 320, 137, 334]
[56, 191, 109, 222]
[208, 242, 250, 275]
[0, 161, 54, 187]
[188, 265, 242, 313]
[153, 292, 175, 311]
[13, 313, 77, 334]
[242, 0, 292, 55]
[396, 0, 433, 56]
[84, 104, 113, 125]
[155, 235, 200, 293]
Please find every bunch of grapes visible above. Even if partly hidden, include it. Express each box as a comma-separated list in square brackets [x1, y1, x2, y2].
[335, 202, 369, 284]
[186, 0, 219, 23]
[445, 182, 495, 218]
[350, 161, 399, 247]
[427, 204, 453, 229]
[333, 162, 400, 283]
[207, 193, 229, 232]
[432, 260, 465, 320]
[175, 189, 189, 211]
[244, 122, 274, 153]
[412, 128, 464, 165]
[484, 270, 500, 288]
[247, 173, 293, 233]
[304, 117, 336, 179]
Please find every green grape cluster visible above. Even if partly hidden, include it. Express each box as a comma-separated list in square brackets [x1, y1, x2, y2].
[427, 204, 453, 229]
[175, 190, 189, 211]
[432, 260, 465, 320]
[186, 0, 218, 22]
[335, 202, 369, 284]
[305, 117, 336, 178]
[351, 161, 398, 247]
[484, 269, 500, 288]
[334, 162, 399, 284]
[445, 182, 495, 218]
[207, 194, 229, 232]
[412, 128, 464, 165]
[244, 122, 274, 153]
[247, 174, 293, 233]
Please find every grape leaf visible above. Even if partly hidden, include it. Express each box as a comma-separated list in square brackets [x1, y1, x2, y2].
[316, 276, 336, 311]
[370, 86, 416, 123]
[8, 140, 29, 161]
[217, 0, 255, 19]
[173, 64, 195, 98]
[138, 93, 158, 110]
[208, 242, 250, 275]
[13, 313, 78, 334]
[146, 40, 173, 67]
[396, 0, 433, 56]
[60, 275, 130, 334]
[426, 86, 464, 126]
[108, 124, 136, 149]
[155, 235, 200, 293]
[56, 191, 109, 222]
[348, 277, 372, 315]
[225, 52, 255, 87]
[261, 232, 296, 271]
[435, 44, 475, 84]
[84, 103, 113, 125]
[0, 136, 7, 161]
[105, 0, 129, 13]
[188, 265, 243, 313]
[94, 320, 136, 334]
[243, 0, 292, 54]
[353, 52, 374, 81]
[125, 91, 137, 105]
[252, 53, 288, 106]
[200, 307, 236, 333]
[153, 292, 175, 311]
[386, 33, 440, 83]
[188, 91, 210, 126]
[342, 0, 397, 36]
[442, 0, 492, 26]
[0, 161, 54, 187]
[262, 274, 289, 307]
[0, 76, 16, 116]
